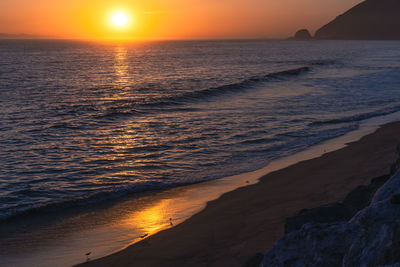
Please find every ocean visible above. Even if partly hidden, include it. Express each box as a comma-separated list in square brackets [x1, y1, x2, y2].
[1, 39, 400, 221]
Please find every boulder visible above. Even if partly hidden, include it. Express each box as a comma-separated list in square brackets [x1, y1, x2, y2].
[344, 198, 400, 266]
[343, 221, 400, 266]
[284, 174, 390, 234]
[260, 222, 362, 267]
[284, 203, 354, 234]
[373, 172, 400, 204]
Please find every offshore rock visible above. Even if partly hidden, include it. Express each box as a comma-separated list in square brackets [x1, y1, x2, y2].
[292, 29, 312, 40]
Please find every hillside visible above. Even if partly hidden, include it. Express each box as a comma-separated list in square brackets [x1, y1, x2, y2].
[315, 0, 400, 40]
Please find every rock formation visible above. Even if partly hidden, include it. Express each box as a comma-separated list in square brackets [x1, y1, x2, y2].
[292, 29, 312, 40]
[260, 170, 400, 266]
[284, 174, 389, 234]
[315, 0, 400, 40]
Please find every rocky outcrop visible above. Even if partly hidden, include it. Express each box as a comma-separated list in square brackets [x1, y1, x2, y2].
[315, 0, 400, 40]
[284, 203, 354, 234]
[262, 222, 362, 266]
[284, 174, 389, 234]
[260, 170, 400, 267]
[291, 29, 312, 40]
[343, 201, 400, 266]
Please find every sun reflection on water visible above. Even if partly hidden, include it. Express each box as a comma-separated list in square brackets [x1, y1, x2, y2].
[114, 45, 129, 86]
[122, 198, 174, 236]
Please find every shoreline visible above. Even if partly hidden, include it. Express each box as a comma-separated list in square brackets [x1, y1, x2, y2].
[77, 119, 400, 267]
[2, 113, 400, 266]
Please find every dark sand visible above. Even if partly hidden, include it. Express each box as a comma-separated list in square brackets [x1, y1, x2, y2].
[79, 122, 400, 267]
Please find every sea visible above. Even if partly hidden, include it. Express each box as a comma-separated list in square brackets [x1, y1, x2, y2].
[1, 39, 400, 222]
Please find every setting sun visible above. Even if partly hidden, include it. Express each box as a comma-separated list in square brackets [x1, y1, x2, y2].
[112, 12, 128, 27]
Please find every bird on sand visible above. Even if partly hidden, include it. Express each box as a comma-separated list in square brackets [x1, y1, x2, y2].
[85, 252, 91, 262]
[140, 233, 149, 238]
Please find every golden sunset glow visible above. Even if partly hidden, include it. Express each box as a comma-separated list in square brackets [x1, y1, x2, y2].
[0, 0, 364, 40]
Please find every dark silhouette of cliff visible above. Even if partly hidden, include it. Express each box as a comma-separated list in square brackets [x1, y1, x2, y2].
[315, 0, 400, 40]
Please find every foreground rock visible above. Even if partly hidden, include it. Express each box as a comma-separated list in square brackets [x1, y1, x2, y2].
[315, 0, 400, 40]
[262, 222, 362, 266]
[344, 202, 400, 266]
[284, 203, 353, 234]
[261, 171, 400, 266]
[284, 174, 389, 234]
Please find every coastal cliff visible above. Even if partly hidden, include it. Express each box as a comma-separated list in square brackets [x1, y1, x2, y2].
[314, 0, 400, 40]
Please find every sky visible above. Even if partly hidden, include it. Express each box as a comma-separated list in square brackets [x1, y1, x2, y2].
[0, 0, 364, 40]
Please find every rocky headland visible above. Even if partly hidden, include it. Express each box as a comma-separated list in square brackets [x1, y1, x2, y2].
[291, 0, 400, 40]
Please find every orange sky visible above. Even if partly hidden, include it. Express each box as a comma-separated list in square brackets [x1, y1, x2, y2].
[0, 0, 363, 40]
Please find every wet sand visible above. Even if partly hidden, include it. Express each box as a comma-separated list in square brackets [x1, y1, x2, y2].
[79, 122, 400, 267]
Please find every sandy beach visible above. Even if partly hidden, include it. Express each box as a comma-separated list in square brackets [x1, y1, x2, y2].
[77, 122, 400, 267]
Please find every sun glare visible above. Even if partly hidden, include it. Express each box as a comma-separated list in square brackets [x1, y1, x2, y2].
[113, 12, 128, 27]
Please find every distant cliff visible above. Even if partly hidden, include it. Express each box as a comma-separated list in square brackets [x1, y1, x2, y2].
[315, 0, 400, 40]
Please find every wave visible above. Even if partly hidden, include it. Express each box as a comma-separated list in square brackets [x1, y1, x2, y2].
[142, 66, 311, 107]
[310, 105, 400, 126]
[95, 108, 143, 119]
[87, 66, 312, 119]
[275, 60, 337, 67]
[310, 60, 337, 66]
